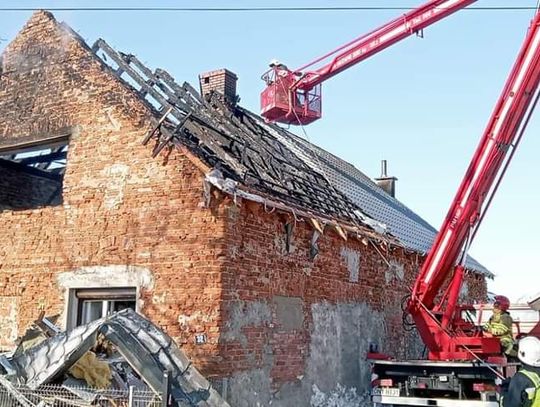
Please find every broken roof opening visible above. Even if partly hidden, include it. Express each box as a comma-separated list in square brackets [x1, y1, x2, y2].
[0, 135, 69, 211]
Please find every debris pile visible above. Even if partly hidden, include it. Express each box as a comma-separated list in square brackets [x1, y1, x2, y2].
[0, 309, 229, 406]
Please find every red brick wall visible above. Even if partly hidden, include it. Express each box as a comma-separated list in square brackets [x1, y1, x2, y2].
[219, 202, 487, 390]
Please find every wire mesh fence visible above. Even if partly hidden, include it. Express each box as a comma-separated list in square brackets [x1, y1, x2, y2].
[0, 383, 163, 406]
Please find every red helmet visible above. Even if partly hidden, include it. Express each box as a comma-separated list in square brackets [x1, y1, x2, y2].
[494, 295, 510, 311]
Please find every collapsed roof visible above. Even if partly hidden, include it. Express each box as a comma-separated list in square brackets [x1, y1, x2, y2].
[84, 34, 489, 275]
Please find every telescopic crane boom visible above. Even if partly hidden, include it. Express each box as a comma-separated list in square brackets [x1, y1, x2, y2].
[408, 9, 540, 361]
[260, 0, 477, 125]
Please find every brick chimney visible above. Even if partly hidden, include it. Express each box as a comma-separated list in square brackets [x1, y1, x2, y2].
[199, 69, 238, 105]
[375, 160, 398, 198]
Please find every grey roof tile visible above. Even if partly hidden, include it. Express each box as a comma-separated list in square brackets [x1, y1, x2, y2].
[270, 129, 490, 275]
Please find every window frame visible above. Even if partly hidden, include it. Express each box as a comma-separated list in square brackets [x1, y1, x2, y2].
[67, 286, 137, 329]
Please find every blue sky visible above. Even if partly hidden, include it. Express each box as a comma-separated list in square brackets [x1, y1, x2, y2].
[1, 1, 539, 301]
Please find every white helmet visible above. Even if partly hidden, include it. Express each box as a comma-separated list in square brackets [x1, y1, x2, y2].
[518, 336, 540, 367]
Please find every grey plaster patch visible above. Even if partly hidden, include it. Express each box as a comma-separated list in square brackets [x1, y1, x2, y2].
[0, 297, 19, 348]
[274, 296, 304, 331]
[222, 300, 272, 347]
[226, 369, 272, 407]
[340, 247, 360, 283]
[219, 300, 419, 406]
[104, 107, 121, 131]
[271, 381, 311, 407]
[274, 230, 296, 255]
[305, 302, 386, 394]
[311, 383, 369, 407]
[385, 260, 405, 284]
[227, 205, 240, 222]
[57, 265, 154, 290]
[259, 301, 392, 406]
[303, 266, 313, 276]
[178, 309, 220, 329]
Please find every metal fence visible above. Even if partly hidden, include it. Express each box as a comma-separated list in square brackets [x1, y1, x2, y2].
[0, 383, 162, 406]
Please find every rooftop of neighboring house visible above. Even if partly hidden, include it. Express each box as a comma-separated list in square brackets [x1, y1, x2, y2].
[0, 11, 491, 276]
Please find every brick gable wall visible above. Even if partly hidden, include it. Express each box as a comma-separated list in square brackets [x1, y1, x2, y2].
[0, 13, 228, 370]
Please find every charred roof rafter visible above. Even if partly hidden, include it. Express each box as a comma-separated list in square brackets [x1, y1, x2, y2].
[91, 38, 386, 231]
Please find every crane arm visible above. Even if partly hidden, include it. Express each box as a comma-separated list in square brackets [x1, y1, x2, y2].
[408, 10, 540, 359]
[261, 0, 476, 125]
[299, 0, 477, 90]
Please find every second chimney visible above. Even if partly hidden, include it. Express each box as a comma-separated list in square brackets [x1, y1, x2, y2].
[199, 69, 238, 104]
[375, 160, 398, 198]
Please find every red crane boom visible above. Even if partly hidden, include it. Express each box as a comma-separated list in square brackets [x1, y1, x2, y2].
[260, 0, 477, 125]
[408, 10, 540, 361]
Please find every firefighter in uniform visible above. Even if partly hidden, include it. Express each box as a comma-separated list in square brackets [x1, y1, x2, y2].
[502, 336, 540, 407]
[484, 295, 516, 357]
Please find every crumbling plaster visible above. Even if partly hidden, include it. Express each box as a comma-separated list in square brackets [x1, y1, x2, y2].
[340, 247, 360, 283]
[0, 297, 19, 351]
[224, 301, 389, 407]
[222, 300, 272, 348]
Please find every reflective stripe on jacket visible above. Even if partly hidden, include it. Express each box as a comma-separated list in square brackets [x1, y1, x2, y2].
[484, 312, 513, 339]
[519, 370, 540, 407]
[502, 367, 540, 407]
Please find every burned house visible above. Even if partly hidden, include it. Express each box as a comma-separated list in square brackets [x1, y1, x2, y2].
[0, 11, 491, 406]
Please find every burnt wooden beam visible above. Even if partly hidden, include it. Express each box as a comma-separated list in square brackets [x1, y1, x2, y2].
[92, 39, 365, 228]
[92, 39, 192, 123]
[154, 68, 203, 107]
[0, 129, 71, 155]
[16, 150, 67, 166]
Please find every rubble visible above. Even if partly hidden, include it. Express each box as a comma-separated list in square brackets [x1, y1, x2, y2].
[0, 309, 230, 406]
[310, 384, 370, 407]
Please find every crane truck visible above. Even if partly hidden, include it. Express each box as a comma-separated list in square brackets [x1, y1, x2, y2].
[370, 8, 540, 407]
[260, 1, 540, 405]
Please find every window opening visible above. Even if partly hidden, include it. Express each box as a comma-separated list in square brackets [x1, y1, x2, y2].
[0, 137, 69, 210]
[73, 287, 136, 326]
